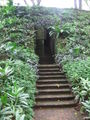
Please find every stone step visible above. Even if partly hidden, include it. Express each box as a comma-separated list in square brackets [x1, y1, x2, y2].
[36, 94, 75, 101]
[39, 75, 66, 79]
[36, 84, 70, 89]
[37, 79, 68, 84]
[39, 68, 60, 72]
[37, 89, 71, 95]
[38, 64, 59, 68]
[35, 100, 77, 108]
[38, 71, 65, 75]
[36, 63, 76, 108]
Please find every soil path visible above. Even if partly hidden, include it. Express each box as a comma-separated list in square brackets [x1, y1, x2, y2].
[34, 108, 83, 120]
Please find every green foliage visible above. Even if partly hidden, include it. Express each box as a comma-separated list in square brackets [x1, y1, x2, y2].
[0, 5, 38, 120]
[0, 59, 38, 120]
[49, 20, 61, 39]
[49, 19, 77, 40]
[63, 58, 90, 81]
[0, 42, 38, 64]
[0, 82, 29, 120]
[82, 98, 90, 117]
[0, 64, 13, 81]
[55, 9, 90, 116]
[63, 58, 90, 100]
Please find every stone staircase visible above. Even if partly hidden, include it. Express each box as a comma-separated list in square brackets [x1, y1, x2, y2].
[35, 64, 77, 108]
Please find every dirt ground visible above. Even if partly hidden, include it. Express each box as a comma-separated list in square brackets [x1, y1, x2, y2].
[33, 107, 84, 120]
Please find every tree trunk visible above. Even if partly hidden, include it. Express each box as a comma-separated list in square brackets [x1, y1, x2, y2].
[79, 0, 82, 10]
[24, 0, 28, 5]
[74, 0, 78, 9]
[31, 0, 35, 6]
[37, 0, 41, 6]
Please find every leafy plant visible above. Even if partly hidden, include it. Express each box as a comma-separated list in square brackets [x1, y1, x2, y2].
[55, 9, 90, 117]
[0, 5, 38, 120]
[0, 81, 28, 120]
[82, 99, 90, 117]
[0, 63, 13, 87]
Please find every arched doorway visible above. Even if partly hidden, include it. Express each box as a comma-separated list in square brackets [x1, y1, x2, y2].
[35, 27, 55, 64]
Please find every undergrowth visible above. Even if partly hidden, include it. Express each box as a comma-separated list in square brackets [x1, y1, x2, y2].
[0, 5, 38, 120]
[50, 9, 90, 117]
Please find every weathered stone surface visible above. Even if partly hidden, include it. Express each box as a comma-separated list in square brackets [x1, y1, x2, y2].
[36, 27, 46, 40]
[35, 64, 76, 108]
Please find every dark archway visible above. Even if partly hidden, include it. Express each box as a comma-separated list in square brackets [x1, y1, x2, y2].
[35, 28, 55, 64]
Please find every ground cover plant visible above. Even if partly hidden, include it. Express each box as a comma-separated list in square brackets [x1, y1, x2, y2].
[52, 10, 90, 118]
[0, 5, 38, 120]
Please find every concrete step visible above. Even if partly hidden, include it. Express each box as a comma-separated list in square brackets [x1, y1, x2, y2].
[35, 100, 77, 108]
[37, 89, 71, 95]
[36, 94, 75, 101]
[39, 75, 66, 79]
[35, 63, 76, 108]
[36, 84, 70, 89]
[37, 79, 68, 84]
[38, 71, 65, 75]
[39, 68, 60, 72]
[38, 64, 59, 68]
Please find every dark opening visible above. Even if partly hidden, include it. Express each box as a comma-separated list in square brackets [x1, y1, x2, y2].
[35, 29, 55, 64]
